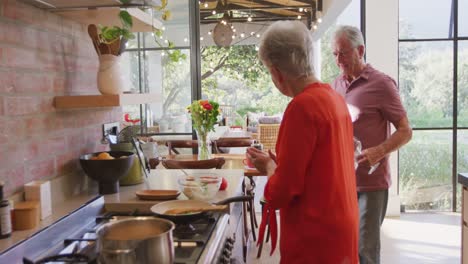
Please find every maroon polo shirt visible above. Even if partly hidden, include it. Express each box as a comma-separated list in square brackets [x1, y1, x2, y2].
[332, 64, 407, 191]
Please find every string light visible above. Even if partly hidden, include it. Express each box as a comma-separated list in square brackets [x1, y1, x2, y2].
[299, 7, 304, 12]
[208, 30, 212, 35]
[297, 15, 302, 19]
[247, 16, 252, 22]
[204, 3, 208, 8]
[184, 37, 188, 42]
[212, 10, 216, 15]
[240, 33, 245, 38]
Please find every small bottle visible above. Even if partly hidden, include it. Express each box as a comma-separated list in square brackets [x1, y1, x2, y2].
[251, 140, 263, 151]
[0, 181, 12, 238]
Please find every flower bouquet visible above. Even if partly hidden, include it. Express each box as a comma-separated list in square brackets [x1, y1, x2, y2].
[187, 100, 220, 160]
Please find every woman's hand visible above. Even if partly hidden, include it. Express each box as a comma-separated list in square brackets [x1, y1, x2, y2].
[246, 147, 277, 176]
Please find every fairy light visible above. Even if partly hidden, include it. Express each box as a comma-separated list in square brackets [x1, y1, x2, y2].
[212, 10, 216, 15]
[297, 15, 302, 19]
[208, 30, 212, 35]
[299, 7, 304, 12]
[233, 28, 236, 32]
[240, 32, 245, 38]
[162, 26, 166, 31]
[200, 36, 204, 41]
[247, 16, 252, 22]
[204, 3, 208, 8]
[255, 46, 259, 51]
[256, 33, 260, 38]
[250, 31, 255, 36]
[184, 37, 188, 42]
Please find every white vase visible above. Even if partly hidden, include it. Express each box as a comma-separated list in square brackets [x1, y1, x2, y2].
[97, 54, 126, 95]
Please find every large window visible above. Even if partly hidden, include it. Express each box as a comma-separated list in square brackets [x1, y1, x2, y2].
[124, 0, 194, 134]
[399, 0, 467, 211]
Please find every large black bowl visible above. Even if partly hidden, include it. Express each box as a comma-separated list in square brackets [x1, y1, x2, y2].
[80, 151, 135, 194]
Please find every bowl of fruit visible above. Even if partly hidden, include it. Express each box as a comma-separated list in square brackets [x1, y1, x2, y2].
[79, 151, 135, 194]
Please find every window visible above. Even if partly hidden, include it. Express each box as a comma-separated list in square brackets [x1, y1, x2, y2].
[399, 0, 466, 212]
[124, 0, 193, 134]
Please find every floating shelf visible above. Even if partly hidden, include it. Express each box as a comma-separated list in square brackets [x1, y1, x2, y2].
[54, 7, 162, 32]
[54, 93, 160, 109]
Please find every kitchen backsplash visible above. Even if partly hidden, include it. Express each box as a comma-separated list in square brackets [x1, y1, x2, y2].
[0, 0, 121, 197]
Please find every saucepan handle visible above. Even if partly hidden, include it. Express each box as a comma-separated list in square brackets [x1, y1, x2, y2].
[214, 195, 254, 205]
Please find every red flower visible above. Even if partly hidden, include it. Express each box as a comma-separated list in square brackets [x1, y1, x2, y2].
[202, 102, 213, 110]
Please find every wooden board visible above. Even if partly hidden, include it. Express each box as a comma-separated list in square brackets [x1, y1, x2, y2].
[54, 7, 162, 32]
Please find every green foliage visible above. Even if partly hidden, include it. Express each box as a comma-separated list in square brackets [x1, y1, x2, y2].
[320, 24, 340, 83]
[99, 10, 135, 43]
[399, 131, 453, 210]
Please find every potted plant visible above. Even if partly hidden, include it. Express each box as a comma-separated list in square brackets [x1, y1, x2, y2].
[87, 1, 172, 95]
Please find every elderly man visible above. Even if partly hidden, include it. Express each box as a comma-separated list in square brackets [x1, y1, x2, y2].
[331, 25, 413, 264]
[247, 20, 359, 264]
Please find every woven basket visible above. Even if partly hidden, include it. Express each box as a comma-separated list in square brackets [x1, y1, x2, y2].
[258, 124, 280, 151]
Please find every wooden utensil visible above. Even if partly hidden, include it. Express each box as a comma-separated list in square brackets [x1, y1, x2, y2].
[163, 204, 227, 215]
[87, 24, 101, 56]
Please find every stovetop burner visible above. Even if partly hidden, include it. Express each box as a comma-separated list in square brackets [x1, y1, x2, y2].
[1, 197, 232, 264]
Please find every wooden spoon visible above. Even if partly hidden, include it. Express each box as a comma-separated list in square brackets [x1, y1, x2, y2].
[87, 24, 101, 56]
[164, 205, 227, 215]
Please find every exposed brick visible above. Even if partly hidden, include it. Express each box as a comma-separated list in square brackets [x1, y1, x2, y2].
[1, 116, 26, 142]
[4, 96, 39, 116]
[14, 72, 51, 93]
[1, 166, 25, 196]
[24, 115, 48, 135]
[0, 71, 16, 93]
[0, 96, 3, 116]
[56, 151, 80, 175]
[26, 158, 55, 182]
[67, 132, 88, 152]
[0, 144, 25, 168]
[2, 0, 39, 26]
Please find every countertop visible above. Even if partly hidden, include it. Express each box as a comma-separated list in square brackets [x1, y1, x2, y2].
[0, 169, 244, 254]
[458, 173, 468, 186]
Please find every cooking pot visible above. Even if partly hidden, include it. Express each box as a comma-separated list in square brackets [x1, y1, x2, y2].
[96, 217, 175, 264]
[150, 195, 253, 224]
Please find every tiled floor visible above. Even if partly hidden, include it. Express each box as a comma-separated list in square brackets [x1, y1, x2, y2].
[242, 212, 461, 264]
[244, 177, 461, 263]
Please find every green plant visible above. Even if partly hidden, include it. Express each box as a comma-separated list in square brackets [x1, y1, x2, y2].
[99, 10, 135, 43]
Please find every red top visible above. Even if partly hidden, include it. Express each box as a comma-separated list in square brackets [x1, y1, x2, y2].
[332, 64, 407, 191]
[264, 83, 359, 264]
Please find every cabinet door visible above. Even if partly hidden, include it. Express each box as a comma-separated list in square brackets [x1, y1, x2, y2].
[464, 224, 468, 264]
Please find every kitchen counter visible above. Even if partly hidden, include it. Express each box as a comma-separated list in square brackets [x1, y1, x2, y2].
[459, 173, 468, 186]
[104, 169, 245, 213]
[0, 169, 244, 254]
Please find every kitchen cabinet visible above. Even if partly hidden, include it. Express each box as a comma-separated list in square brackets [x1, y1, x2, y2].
[459, 173, 468, 263]
[54, 93, 161, 109]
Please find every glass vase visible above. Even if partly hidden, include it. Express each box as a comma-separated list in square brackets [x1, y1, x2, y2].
[195, 129, 211, 160]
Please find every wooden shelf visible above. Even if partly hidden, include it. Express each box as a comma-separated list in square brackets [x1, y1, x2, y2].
[54, 7, 162, 32]
[54, 93, 160, 109]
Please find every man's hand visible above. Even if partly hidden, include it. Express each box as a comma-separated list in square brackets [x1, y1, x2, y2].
[357, 145, 385, 166]
[246, 147, 277, 176]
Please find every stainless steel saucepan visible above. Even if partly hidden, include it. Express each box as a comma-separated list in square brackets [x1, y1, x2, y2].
[96, 217, 175, 264]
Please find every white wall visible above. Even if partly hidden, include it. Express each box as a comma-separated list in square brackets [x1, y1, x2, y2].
[365, 0, 400, 217]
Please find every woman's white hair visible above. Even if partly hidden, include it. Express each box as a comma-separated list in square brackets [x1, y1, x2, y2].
[258, 21, 315, 79]
[333, 25, 364, 48]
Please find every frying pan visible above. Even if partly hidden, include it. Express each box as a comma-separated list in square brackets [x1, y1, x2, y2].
[150, 195, 253, 224]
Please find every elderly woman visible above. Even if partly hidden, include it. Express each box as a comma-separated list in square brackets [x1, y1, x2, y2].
[247, 21, 359, 263]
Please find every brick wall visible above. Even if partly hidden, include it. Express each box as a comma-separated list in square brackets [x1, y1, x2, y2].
[0, 0, 122, 196]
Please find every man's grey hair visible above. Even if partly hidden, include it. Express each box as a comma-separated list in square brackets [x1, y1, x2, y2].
[333, 25, 365, 48]
[258, 21, 315, 79]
